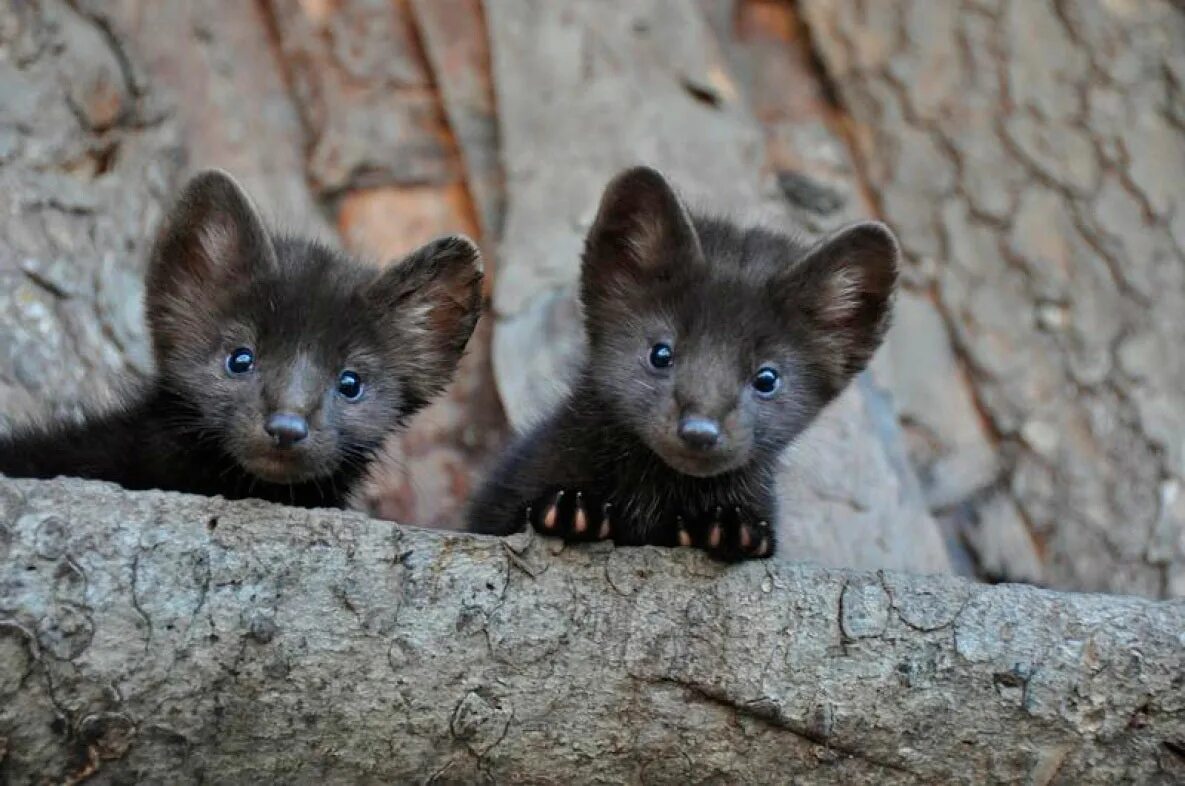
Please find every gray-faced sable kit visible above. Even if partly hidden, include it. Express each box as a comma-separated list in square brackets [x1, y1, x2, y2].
[0, 170, 483, 509]
[468, 166, 898, 561]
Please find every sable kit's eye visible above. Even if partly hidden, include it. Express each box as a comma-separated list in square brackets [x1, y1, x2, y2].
[337, 370, 364, 400]
[648, 342, 674, 369]
[752, 367, 780, 396]
[225, 347, 255, 376]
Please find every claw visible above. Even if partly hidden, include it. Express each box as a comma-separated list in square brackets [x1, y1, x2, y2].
[676, 515, 692, 547]
[757, 535, 771, 556]
[599, 503, 612, 540]
[739, 524, 752, 551]
[542, 490, 564, 530]
[701, 507, 721, 548]
[573, 492, 588, 534]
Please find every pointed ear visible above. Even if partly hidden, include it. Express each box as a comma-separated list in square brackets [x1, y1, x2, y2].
[147, 169, 277, 295]
[366, 235, 484, 406]
[789, 221, 899, 382]
[145, 170, 277, 356]
[580, 166, 702, 305]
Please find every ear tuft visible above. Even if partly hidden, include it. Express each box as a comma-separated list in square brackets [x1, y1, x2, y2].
[145, 169, 277, 360]
[793, 220, 899, 381]
[581, 166, 702, 306]
[366, 234, 484, 407]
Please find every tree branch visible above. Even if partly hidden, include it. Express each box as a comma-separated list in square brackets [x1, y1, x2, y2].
[0, 477, 1182, 784]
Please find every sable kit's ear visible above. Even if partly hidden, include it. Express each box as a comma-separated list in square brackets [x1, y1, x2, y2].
[787, 221, 899, 382]
[366, 235, 484, 404]
[145, 170, 278, 357]
[580, 166, 703, 305]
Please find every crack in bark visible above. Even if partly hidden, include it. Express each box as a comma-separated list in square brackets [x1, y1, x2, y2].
[64, 0, 142, 100]
[128, 549, 154, 657]
[645, 675, 919, 777]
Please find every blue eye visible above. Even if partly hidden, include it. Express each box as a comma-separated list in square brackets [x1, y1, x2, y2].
[226, 347, 255, 376]
[649, 342, 674, 369]
[752, 367, 780, 397]
[337, 370, 364, 400]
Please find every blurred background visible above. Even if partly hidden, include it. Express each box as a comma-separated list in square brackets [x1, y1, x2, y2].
[0, 0, 1182, 599]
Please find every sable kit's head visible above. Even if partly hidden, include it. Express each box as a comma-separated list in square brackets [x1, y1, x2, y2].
[145, 170, 483, 484]
[580, 166, 898, 477]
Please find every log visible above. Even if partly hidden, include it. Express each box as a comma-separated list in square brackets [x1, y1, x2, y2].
[1, 477, 1183, 785]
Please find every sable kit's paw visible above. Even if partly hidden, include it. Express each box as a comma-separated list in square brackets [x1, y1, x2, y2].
[675, 506, 775, 562]
[526, 489, 613, 542]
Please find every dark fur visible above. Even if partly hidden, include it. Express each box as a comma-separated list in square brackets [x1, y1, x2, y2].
[467, 166, 897, 561]
[0, 169, 483, 508]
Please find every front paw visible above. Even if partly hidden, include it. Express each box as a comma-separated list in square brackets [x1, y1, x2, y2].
[675, 506, 775, 562]
[526, 489, 613, 542]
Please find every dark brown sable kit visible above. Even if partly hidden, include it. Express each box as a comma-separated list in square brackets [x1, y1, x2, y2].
[0, 169, 483, 508]
[468, 165, 898, 562]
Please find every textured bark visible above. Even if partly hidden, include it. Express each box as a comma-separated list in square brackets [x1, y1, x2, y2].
[799, 0, 1185, 597]
[410, 0, 506, 244]
[75, 0, 331, 235]
[261, 0, 456, 195]
[0, 476, 1183, 785]
[0, 0, 182, 422]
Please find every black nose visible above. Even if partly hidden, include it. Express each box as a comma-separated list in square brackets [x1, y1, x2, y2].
[678, 416, 720, 451]
[265, 413, 309, 447]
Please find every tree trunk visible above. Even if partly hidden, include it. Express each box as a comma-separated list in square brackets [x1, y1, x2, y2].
[798, 0, 1185, 597]
[1, 477, 1182, 785]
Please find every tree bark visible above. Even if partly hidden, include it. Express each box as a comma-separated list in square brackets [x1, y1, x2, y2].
[1, 477, 1182, 785]
[798, 0, 1185, 597]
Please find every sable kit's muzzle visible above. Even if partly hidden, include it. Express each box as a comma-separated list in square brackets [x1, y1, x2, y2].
[677, 415, 721, 451]
[264, 412, 309, 447]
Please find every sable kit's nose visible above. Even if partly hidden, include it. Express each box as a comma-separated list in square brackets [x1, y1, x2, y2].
[678, 416, 720, 451]
[265, 413, 309, 447]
